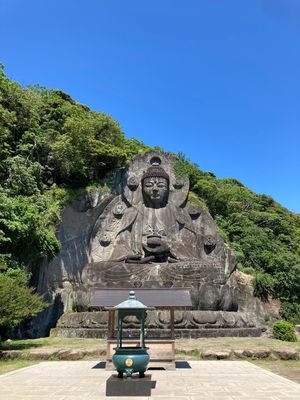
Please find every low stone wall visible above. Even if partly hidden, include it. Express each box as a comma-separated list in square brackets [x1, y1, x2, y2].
[51, 310, 265, 339]
[1, 346, 298, 361]
[51, 326, 263, 339]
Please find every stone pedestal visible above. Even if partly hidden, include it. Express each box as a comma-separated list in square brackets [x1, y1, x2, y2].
[51, 310, 263, 338]
[81, 260, 238, 312]
[106, 374, 154, 396]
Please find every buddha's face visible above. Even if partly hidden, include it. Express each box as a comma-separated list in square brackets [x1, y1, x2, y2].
[142, 176, 169, 207]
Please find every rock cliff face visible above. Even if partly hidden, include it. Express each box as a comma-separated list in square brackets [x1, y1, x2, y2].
[29, 186, 113, 336]
[32, 152, 273, 337]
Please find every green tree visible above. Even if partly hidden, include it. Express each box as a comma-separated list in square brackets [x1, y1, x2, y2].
[0, 273, 47, 339]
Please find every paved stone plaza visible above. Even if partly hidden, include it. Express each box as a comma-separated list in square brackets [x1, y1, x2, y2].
[1, 360, 300, 400]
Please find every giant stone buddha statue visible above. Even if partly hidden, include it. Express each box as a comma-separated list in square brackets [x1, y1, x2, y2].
[86, 151, 237, 311]
[109, 164, 207, 263]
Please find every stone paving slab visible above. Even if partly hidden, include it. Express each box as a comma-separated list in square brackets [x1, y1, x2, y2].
[0, 360, 300, 399]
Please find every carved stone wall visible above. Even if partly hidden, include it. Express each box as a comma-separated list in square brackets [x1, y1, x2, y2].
[31, 151, 271, 337]
[51, 310, 263, 339]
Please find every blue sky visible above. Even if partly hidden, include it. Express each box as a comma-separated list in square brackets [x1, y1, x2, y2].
[1, 0, 300, 213]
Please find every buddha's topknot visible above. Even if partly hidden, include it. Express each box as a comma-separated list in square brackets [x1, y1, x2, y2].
[141, 166, 169, 182]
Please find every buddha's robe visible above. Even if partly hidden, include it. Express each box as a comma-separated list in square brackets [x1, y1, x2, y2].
[110, 202, 201, 261]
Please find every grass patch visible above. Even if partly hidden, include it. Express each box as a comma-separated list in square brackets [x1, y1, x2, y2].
[0, 337, 105, 351]
[175, 337, 300, 354]
[0, 359, 39, 375]
[251, 359, 300, 385]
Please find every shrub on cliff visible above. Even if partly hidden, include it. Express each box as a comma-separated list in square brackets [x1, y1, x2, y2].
[280, 302, 300, 326]
[253, 272, 275, 301]
[272, 321, 297, 342]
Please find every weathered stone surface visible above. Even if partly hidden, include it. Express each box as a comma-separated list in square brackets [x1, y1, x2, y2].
[55, 310, 260, 331]
[83, 347, 106, 357]
[56, 311, 108, 328]
[51, 305, 263, 339]
[1, 347, 106, 361]
[51, 327, 108, 338]
[29, 151, 271, 338]
[242, 349, 271, 359]
[57, 349, 84, 360]
[89, 153, 224, 264]
[27, 348, 58, 359]
[0, 350, 22, 359]
[5, 345, 299, 362]
[230, 270, 281, 318]
[273, 349, 299, 360]
[52, 326, 263, 339]
[233, 349, 246, 358]
[201, 349, 231, 359]
[83, 152, 238, 314]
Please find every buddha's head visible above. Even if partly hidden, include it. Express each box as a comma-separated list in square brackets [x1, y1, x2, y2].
[141, 166, 169, 207]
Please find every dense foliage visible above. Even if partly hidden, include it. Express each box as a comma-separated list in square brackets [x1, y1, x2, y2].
[272, 320, 297, 342]
[0, 65, 300, 333]
[0, 273, 46, 339]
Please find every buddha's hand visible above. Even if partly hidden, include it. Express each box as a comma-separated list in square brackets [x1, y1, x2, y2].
[144, 236, 170, 254]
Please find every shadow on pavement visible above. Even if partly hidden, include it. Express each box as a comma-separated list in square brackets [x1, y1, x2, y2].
[92, 361, 106, 369]
[175, 361, 191, 369]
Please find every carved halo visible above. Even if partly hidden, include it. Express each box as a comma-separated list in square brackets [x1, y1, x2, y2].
[122, 151, 189, 207]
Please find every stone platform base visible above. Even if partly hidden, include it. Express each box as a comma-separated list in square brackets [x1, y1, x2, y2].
[51, 326, 262, 338]
[51, 310, 264, 338]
